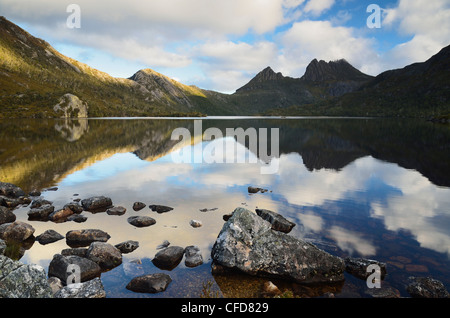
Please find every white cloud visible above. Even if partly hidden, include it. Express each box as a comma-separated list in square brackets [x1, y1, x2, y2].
[304, 0, 335, 16]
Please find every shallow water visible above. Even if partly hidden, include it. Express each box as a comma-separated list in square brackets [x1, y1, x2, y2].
[1, 117, 449, 298]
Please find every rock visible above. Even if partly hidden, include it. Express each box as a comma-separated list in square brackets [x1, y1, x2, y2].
[132, 202, 146, 211]
[189, 219, 202, 228]
[152, 246, 185, 270]
[54, 277, 106, 298]
[0, 238, 6, 255]
[48, 207, 74, 222]
[0, 255, 53, 298]
[156, 240, 170, 250]
[255, 208, 296, 233]
[53, 93, 88, 118]
[27, 204, 55, 220]
[184, 245, 203, 267]
[0, 221, 35, 242]
[47, 276, 64, 295]
[61, 247, 88, 257]
[248, 186, 268, 194]
[262, 281, 281, 296]
[149, 204, 173, 213]
[28, 189, 41, 197]
[406, 276, 450, 298]
[106, 206, 126, 216]
[365, 285, 400, 298]
[80, 196, 113, 212]
[48, 254, 101, 284]
[0, 206, 16, 224]
[63, 202, 83, 214]
[86, 242, 122, 270]
[65, 229, 111, 247]
[0, 182, 26, 198]
[126, 273, 172, 294]
[211, 207, 345, 284]
[30, 198, 52, 209]
[67, 214, 87, 223]
[345, 257, 387, 280]
[115, 240, 139, 254]
[127, 216, 156, 227]
[36, 229, 64, 245]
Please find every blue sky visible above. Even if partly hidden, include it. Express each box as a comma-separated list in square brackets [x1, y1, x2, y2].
[1, 0, 449, 93]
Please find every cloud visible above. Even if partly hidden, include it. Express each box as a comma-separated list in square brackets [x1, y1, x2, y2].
[304, 0, 335, 16]
[277, 20, 380, 77]
[382, 0, 450, 66]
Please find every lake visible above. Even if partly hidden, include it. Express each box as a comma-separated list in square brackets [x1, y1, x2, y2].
[0, 117, 449, 298]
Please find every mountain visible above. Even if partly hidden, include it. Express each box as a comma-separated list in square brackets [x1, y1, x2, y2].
[267, 45, 450, 117]
[0, 16, 448, 118]
[0, 16, 206, 118]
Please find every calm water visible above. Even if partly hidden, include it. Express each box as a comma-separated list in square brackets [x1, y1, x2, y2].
[0, 117, 449, 298]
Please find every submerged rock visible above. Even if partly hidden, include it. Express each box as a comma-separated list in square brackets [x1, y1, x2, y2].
[211, 207, 345, 284]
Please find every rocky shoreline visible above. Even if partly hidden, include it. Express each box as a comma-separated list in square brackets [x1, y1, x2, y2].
[1, 181, 449, 298]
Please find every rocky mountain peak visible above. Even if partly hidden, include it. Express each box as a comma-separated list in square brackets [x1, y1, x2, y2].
[302, 58, 372, 82]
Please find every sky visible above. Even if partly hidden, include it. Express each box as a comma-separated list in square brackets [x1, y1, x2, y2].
[1, 0, 449, 93]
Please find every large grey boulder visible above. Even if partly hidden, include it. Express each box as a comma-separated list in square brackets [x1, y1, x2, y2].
[0, 255, 53, 298]
[211, 207, 345, 284]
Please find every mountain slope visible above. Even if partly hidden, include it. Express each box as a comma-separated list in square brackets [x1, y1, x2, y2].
[0, 16, 206, 118]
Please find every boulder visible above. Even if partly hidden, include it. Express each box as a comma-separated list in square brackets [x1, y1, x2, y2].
[149, 204, 173, 213]
[132, 202, 146, 211]
[80, 196, 112, 212]
[65, 229, 110, 247]
[36, 229, 64, 245]
[255, 208, 296, 233]
[67, 214, 87, 223]
[185, 245, 203, 267]
[53, 93, 88, 118]
[63, 202, 84, 214]
[27, 204, 55, 221]
[54, 277, 106, 298]
[406, 276, 450, 298]
[115, 240, 139, 254]
[48, 254, 101, 284]
[344, 257, 387, 280]
[126, 273, 172, 294]
[211, 207, 345, 284]
[127, 216, 156, 227]
[48, 207, 74, 222]
[0, 255, 53, 298]
[0, 182, 25, 198]
[85, 242, 122, 270]
[30, 198, 52, 209]
[152, 246, 185, 270]
[0, 221, 35, 242]
[0, 206, 16, 224]
[106, 206, 126, 216]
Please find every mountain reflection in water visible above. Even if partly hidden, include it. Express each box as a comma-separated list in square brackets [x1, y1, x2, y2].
[0, 117, 449, 298]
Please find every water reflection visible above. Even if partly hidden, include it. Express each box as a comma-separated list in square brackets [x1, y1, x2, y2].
[1, 117, 449, 297]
